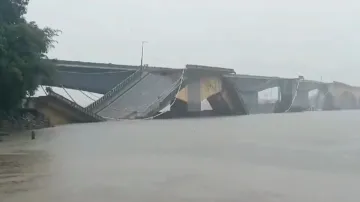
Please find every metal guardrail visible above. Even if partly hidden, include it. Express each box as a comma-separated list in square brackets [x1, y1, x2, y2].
[48, 90, 105, 121]
[136, 75, 183, 118]
[86, 66, 144, 111]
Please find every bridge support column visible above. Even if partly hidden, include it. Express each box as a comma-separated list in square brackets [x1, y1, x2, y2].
[187, 79, 202, 113]
[314, 86, 333, 111]
[240, 91, 258, 114]
[170, 98, 188, 117]
[275, 79, 297, 113]
[313, 91, 323, 110]
[292, 90, 309, 111]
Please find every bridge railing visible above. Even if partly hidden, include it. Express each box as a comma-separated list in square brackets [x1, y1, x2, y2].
[86, 66, 145, 112]
[136, 74, 184, 118]
[47, 90, 105, 121]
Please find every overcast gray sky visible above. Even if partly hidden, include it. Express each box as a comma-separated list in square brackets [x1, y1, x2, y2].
[27, 0, 360, 85]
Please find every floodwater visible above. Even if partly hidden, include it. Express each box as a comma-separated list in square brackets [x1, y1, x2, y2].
[1, 111, 360, 202]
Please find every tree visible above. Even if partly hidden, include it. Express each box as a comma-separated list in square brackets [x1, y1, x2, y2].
[0, 0, 59, 111]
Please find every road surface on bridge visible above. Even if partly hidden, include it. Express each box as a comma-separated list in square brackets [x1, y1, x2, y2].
[1, 111, 360, 202]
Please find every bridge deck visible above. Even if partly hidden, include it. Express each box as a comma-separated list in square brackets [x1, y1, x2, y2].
[186, 64, 235, 74]
[97, 72, 182, 119]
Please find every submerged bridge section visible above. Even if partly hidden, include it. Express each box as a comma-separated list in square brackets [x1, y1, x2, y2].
[84, 64, 245, 120]
[40, 59, 360, 121]
[87, 67, 184, 119]
[31, 89, 104, 126]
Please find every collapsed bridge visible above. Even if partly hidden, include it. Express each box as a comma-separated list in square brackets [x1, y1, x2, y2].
[32, 60, 360, 124]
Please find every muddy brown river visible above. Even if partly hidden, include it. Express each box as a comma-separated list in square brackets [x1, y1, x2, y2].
[1, 111, 360, 202]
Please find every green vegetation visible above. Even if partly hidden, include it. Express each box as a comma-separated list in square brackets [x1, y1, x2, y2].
[0, 0, 59, 111]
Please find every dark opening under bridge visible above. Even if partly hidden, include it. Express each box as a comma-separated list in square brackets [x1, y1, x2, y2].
[38, 59, 360, 122]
